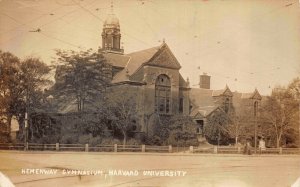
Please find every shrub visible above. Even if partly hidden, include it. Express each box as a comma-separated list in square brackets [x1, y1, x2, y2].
[285, 143, 299, 148]
[100, 138, 121, 145]
[60, 133, 79, 144]
[145, 135, 162, 145]
[126, 138, 140, 145]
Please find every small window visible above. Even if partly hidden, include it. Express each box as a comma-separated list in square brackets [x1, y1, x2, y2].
[224, 98, 230, 113]
[254, 101, 258, 117]
[179, 98, 183, 113]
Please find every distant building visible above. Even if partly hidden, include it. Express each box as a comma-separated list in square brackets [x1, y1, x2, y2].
[190, 75, 262, 142]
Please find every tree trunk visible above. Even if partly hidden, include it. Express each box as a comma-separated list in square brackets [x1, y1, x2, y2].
[7, 115, 12, 134]
[123, 131, 127, 148]
[17, 117, 25, 141]
[276, 137, 280, 148]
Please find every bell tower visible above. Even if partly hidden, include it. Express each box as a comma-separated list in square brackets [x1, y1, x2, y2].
[101, 2, 123, 53]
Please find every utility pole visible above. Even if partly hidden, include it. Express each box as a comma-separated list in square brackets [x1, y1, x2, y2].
[298, 100, 300, 152]
[24, 91, 28, 151]
[254, 101, 258, 154]
[254, 114, 257, 154]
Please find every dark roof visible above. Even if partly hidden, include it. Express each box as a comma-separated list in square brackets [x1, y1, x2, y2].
[102, 52, 130, 68]
[190, 86, 262, 118]
[105, 42, 183, 83]
[189, 88, 215, 108]
[212, 85, 232, 97]
[190, 105, 220, 118]
[111, 46, 160, 83]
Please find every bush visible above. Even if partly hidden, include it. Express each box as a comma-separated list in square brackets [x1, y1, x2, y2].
[0, 132, 9, 143]
[145, 135, 162, 145]
[126, 138, 141, 145]
[88, 136, 102, 146]
[100, 138, 121, 145]
[285, 143, 299, 148]
[60, 133, 79, 144]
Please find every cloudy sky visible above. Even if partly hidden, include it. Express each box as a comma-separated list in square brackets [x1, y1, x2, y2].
[0, 0, 300, 95]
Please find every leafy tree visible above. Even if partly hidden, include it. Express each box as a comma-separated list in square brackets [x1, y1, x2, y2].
[29, 113, 61, 143]
[228, 113, 256, 145]
[53, 49, 111, 112]
[204, 109, 230, 145]
[0, 51, 51, 141]
[287, 77, 300, 147]
[288, 77, 300, 100]
[260, 87, 298, 148]
[166, 115, 198, 146]
[106, 89, 138, 147]
[0, 51, 21, 136]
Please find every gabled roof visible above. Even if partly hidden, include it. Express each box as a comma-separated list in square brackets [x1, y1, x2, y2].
[190, 106, 225, 118]
[190, 85, 263, 118]
[111, 46, 160, 83]
[212, 85, 233, 97]
[145, 43, 181, 70]
[240, 89, 262, 100]
[232, 89, 263, 116]
[110, 42, 182, 83]
[102, 52, 130, 68]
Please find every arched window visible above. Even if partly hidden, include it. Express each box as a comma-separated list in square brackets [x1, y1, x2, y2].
[155, 74, 171, 114]
[254, 101, 258, 117]
[224, 98, 230, 113]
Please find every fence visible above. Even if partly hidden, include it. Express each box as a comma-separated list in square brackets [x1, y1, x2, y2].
[0, 143, 299, 155]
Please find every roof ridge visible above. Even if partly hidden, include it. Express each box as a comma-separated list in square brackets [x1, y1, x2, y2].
[126, 45, 160, 56]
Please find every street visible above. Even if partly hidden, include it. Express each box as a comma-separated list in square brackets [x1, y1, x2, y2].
[0, 151, 299, 187]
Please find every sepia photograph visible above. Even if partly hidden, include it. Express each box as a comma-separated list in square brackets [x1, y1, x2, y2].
[0, 0, 300, 186]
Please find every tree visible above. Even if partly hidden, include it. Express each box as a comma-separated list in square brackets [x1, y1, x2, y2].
[106, 89, 138, 147]
[204, 109, 231, 145]
[0, 51, 51, 141]
[0, 51, 21, 137]
[260, 87, 298, 148]
[53, 49, 111, 112]
[288, 77, 300, 100]
[287, 77, 300, 147]
[166, 115, 198, 146]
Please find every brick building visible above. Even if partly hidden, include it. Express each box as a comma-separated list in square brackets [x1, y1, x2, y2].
[51, 10, 262, 142]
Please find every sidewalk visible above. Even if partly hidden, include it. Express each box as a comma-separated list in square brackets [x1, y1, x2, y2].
[0, 150, 299, 157]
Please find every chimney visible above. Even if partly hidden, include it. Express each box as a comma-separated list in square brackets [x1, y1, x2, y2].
[199, 73, 210, 89]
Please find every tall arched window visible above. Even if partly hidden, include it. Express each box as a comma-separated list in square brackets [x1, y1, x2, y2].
[224, 98, 230, 113]
[155, 74, 171, 114]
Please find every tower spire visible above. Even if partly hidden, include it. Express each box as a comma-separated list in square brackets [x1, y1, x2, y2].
[102, 0, 123, 54]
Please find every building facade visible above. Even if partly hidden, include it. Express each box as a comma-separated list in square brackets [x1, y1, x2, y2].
[101, 11, 190, 135]
[51, 10, 263, 143]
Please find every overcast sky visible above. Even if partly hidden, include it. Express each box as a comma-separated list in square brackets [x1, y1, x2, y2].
[0, 0, 300, 95]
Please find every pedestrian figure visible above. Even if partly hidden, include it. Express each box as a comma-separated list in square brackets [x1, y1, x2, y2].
[247, 141, 252, 155]
[243, 143, 248, 155]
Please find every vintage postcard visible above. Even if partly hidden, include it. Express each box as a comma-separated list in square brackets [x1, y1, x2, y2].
[0, 0, 300, 186]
